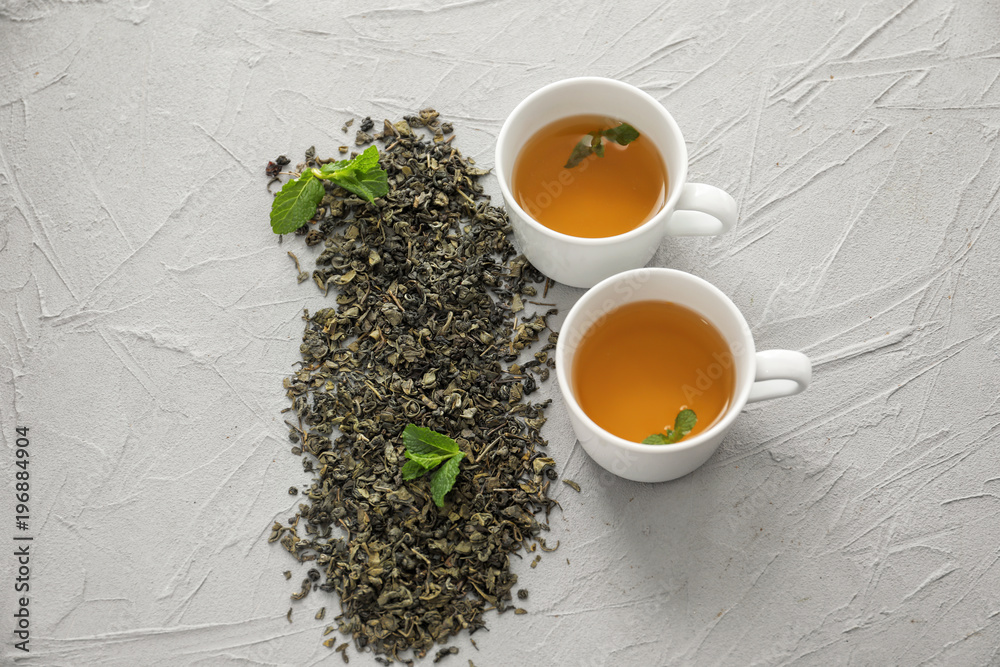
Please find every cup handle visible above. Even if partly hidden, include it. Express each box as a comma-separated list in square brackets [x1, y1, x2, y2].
[747, 350, 812, 403]
[664, 183, 738, 236]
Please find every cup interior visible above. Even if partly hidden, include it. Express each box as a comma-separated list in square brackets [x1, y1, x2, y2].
[555, 268, 756, 449]
[496, 78, 688, 239]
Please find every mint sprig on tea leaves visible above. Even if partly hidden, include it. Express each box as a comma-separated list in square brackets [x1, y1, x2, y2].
[400, 424, 465, 507]
[564, 122, 640, 169]
[642, 408, 697, 445]
[270, 145, 389, 234]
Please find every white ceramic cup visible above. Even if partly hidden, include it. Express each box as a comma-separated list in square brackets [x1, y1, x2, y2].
[495, 77, 738, 288]
[555, 268, 812, 483]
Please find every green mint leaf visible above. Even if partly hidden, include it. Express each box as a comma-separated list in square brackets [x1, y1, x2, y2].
[270, 170, 324, 234]
[405, 450, 450, 469]
[602, 122, 639, 146]
[401, 459, 431, 480]
[317, 145, 379, 177]
[565, 125, 640, 168]
[402, 424, 460, 458]
[564, 136, 595, 169]
[317, 145, 388, 204]
[673, 408, 697, 438]
[331, 170, 384, 204]
[352, 144, 381, 172]
[642, 409, 697, 445]
[429, 452, 464, 507]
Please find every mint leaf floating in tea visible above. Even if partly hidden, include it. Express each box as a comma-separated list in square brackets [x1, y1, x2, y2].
[565, 131, 601, 168]
[601, 122, 640, 145]
[564, 122, 640, 168]
[269, 145, 388, 234]
[401, 423, 465, 507]
[642, 408, 697, 444]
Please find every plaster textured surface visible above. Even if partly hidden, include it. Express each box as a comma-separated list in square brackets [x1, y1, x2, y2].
[1, 1, 999, 665]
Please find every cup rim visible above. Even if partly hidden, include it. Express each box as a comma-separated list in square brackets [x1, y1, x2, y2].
[554, 267, 755, 454]
[494, 76, 689, 246]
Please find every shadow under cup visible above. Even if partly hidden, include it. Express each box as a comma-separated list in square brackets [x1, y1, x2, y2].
[555, 269, 758, 483]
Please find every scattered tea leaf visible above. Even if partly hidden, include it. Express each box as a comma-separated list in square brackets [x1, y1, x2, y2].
[269, 114, 559, 660]
[562, 479, 581, 492]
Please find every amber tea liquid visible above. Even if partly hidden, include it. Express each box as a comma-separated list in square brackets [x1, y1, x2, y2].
[511, 114, 668, 238]
[573, 300, 735, 443]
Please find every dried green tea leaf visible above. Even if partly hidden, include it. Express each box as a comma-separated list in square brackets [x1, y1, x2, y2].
[562, 479, 581, 492]
[268, 113, 559, 660]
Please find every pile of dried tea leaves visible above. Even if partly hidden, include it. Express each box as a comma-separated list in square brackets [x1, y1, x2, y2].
[267, 109, 560, 663]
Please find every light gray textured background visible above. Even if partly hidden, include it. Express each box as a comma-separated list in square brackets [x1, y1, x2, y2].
[2, 0, 999, 665]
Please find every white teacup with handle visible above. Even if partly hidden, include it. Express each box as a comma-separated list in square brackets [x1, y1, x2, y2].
[495, 77, 737, 288]
[555, 268, 812, 483]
